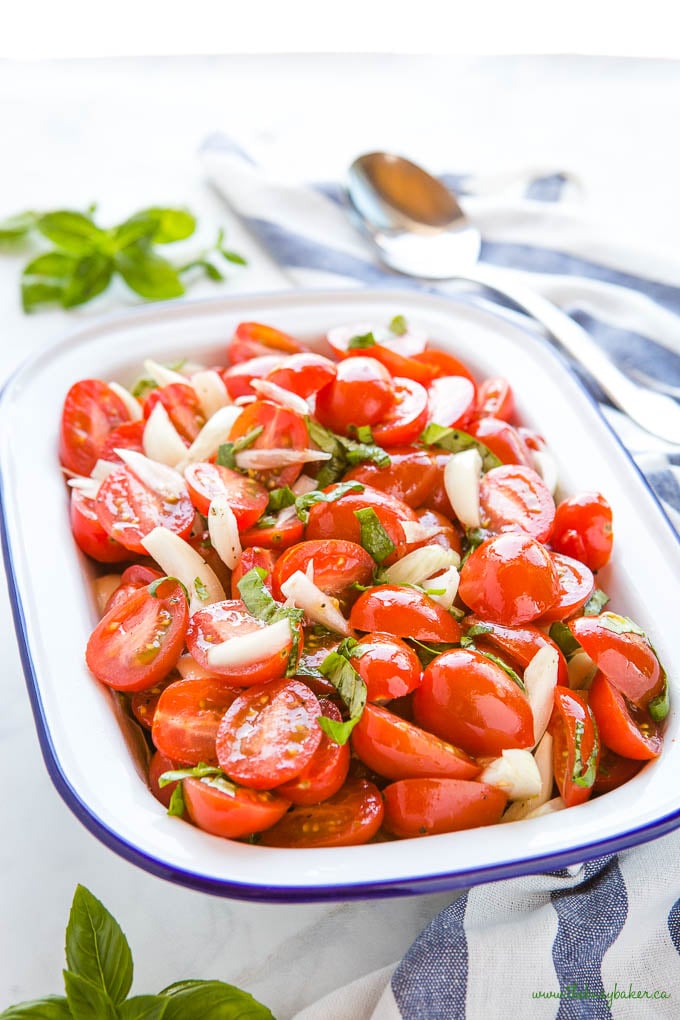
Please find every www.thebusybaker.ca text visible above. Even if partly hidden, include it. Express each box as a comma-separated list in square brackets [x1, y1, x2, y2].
[532, 983, 670, 1006]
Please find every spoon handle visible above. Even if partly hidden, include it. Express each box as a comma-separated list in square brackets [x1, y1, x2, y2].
[457, 262, 680, 445]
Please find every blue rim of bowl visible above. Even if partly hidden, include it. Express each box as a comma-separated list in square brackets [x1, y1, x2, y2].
[1, 287, 679, 903]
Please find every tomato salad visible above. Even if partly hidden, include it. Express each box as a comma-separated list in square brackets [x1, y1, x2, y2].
[60, 316, 670, 848]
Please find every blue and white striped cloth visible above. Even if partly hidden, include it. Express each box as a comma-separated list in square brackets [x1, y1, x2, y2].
[201, 137, 680, 1019]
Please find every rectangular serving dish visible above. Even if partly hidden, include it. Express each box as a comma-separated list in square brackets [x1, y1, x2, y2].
[1, 288, 679, 902]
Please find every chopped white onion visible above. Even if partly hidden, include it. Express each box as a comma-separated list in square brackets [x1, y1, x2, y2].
[91, 459, 119, 481]
[399, 520, 442, 545]
[251, 378, 310, 415]
[524, 645, 559, 747]
[67, 475, 101, 500]
[176, 405, 242, 470]
[115, 448, 187, 500]
[531, 448, 559, 495]
[291, 473, 318, 496]
[524, 796, 566, 819]
[280, 570, 351, 636]
[207, 617, 292, 669]
[383, 546, 459, 586]
[92, 574, 122, 616]
[567, 649, 598, 690]
[144, 358, 188, 387]
[140, 526, 225, 614]
[444, 449, 482, 529]
[422, 565, 460, 610]
[190, 369, 231, 419]
[108, 382, 143, 421]
[502, 732, 554, 822]
[480, 748, 542, 801]
[235, 448, 331, 470]
[143, 402, 187, 467]
[208, 497, 242, 569]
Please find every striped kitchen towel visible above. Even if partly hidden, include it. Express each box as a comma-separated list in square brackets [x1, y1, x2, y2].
[200, 137, 680, 1019]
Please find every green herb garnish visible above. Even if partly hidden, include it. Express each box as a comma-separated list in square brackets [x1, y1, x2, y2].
[237, 567, 305, 677]
[389, 314, 408, 335]
[216, 425, 264, 469]
[354, 506, 395, 564]
[420, 422, 501, 473]
[305, 417, 390, 487]
[317, 638, 367, 744]
[571, 714, 599, 789]
[347, 331, 376, 350]
[583, 588, 610, 616]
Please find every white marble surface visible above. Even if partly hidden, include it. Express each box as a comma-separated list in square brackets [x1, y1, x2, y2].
[0, 54, 679, 1016]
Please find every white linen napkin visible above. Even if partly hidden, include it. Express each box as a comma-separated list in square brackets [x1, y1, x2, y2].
[201, 136, 680, 1020]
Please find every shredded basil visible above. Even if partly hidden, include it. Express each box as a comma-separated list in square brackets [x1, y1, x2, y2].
[305, 417, 390, 487]
[317, 638, 367, 744]
[649, 673, 670, 722]
[216, 425, 264, 469]
[420, 422, 501, 473]
[347, 331, 376, 350]
[294, 480, 364, 523]
[354, 506, 395, 563]
[148, 575, 189, 602]
[237, 567, 305, 677]
[597, 612, 647, 637]
[583, 588, 610, 616]
[389, 314, 408, 336]
[571, 714, 599, 789]
[549, 621, 582, 661]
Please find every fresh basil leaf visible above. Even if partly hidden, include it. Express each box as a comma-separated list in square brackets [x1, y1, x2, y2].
[389, 314, 408, 336]
[216, 426, 264, 469]
[130, 377, 158, 400]
[350, 424, 374, 444]
[267, 486, 296, 512]
[23, 251, 78, 278]
[317, 715, 361, 744]
[65, 884, 133, 1004]
[179, 258, 224, 282]
[318, 643, 366, 743]
[305, 417, 390, 487]
[460, 527, 491, 566]
[115, 247, 185, 300]
[111, 213, 162, 253]
[159, 981, 274, 1020]
[597, 612, 647, 637]
[159, 763, 224, 787]
[194, 576, 209, 601]
[649, 674, 670, 722]
[342, 436, 390, 468]
[167, 783, 186, 817]
[347, 331, 376, 350]
[420, 423, 501, 473]
[118, 996, 169, 1020]
[62, 253, 113, 308]
[21, 280, 66, 312]
[583, 588, 610, 616]
[571, 714, 599, 789]
[37, 211, 105, 255]
[0, 998, 72, 1019]
[238, 567, 278, 622]
[0, 210, 38, 241]
[464, 622, 493, 639]
[219, 249, 248, 266]
[294, 481, 364, 523]
[548, 621, 581, 661]
[354, 507, 395, 564]
[409, 638, 459, 668]
[216, 443, 236, 468]
[477, 649, 525, 691]
[62, 971, 118, 1020]
[138, 207, 196, 244]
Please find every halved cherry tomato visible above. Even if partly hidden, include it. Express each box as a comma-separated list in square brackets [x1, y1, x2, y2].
[463, 614, 569, 686]
[184, 461, 268, 526]
[467, 416, 532, 467]
[382, 778, 507, 838]
[551, 492, 613, 572]
[70, 488, 131, 563]
[539, 553, 594, 623]
[276, 700, 351, 805]
[230, 547, 277, 599]
[99, 419, 146, 463]
[221, 354, 283, 400]
[315, 357, 395, 436]
[143, 382, 205, 443]
[459, 533, 560, 626]
[228, 399, 309, 489]
[569, 614, 663, 708]
[410, 507, 463, 555]
[593, 746, 644, 794]
[476, 377, 514, 421]
[413, 648, 534, 757]
[548, 688, 599, 807]
[183, 776, 291, 838]
[371, 378, 429, 446]
[121, 564, 163, 586]
[86, 578, 188, 692]
[151, 678, 239, 765]
[130, 678, 170, 730]
[305, 484, 416, 564]
[349, 633, 422, 703]
[418, 451, 455, 517]
[426, 375, 476, 429]
[258, 778, 384, 847]
[148, 750, 179, 808]
[266, 352, 337, 397]
[479, 464, 555, 542]
[216, 678, 323, 790]
[351, 703, 478, 781]
[349, 585, 461, 643]
[187, 599, 299, 686]
[272, 539, 374, 603]
[293, 630, 338, 698]
[95, 465, 195, 555]
[59, 379, 131, 475]
[412, 348, 477, 386]
[240, 510, 305, 551]
[343, 446, 439, 508]
[326, 321, 427, 359]
[228, 321, 304, 364]
[588, 671, 662, 760]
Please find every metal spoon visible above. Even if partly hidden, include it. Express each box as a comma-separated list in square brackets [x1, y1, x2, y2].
[348, 152, 680, 444]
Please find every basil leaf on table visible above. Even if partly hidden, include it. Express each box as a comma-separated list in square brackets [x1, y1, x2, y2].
[62, 253, 114, 308]
[138, 207, 196, 244]
[0, 999, 73, 1019]
[21, 280, 66, 312]
[115, 246, 185, 300]
[0, 210, 38, 241]
[37, 211, 106, 254]
[23, 251, 77, 278]
[65, 884, 133, 1004]
[62, 971, 118, 1020]
[160, 979, 275, 1018]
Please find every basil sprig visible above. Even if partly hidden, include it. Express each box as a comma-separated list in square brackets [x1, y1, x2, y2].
[237, 567, 304, 677]
[317, 638, 367, 744]
[0, 885, 274, 1018]
[420, 422, 501, 473]
[305, 417, 390, 487]
[0, 205, 246, 313]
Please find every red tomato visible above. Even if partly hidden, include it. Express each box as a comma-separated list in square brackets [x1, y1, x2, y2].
[148, 750, 179, 808]
[130, 678, 169, 730]
[228, 321, 304, 364]
[426, 376, 476, 429]
[371, 378, 429, 446]
[228, 399, 309, 488]
[86, 578, 188, 692]
[413, 648, 534, 757]
[463, 614, 569, 686]
[382, 778, 507, 838]
[548, 688, 599, 807]
[467, 417, 532, 467]
[315, 357, 395, 436]
[551, 492, 614, 571]
[221, 354, 283, 400]
[349, 585, 461, 643]
[588, 671, 662, 760]
[272, 539, 374, 603]
[276, 700, 351, 805]
[121, 564, 163, 586]
[593, 746, 644, 794]
[187, 600, 299, 686]
[349, 632, 422, 702]
[351, 703, 479, 781]
[304, 484, 416, 564]
[183, 776, 291, 838]
[59, 379, 131, 475]
[293, 631, 339, 698]
[411, 348, 477, 386]
[539, 553, 594, 623]
[418, 452, 455, 518]
[95, 465, 194, 555]
[476, 377, 514, 421]
[70, 488, 131, 563]
[230, 547, 277, 599]
[266, 352, 337, 397]
[258, 778, 384, 847]
[184, 461, 268, 527]
[569, 615, 663, 708]
[458, 533, 560, 626]
[240, 510, 305, 551]
[98, 419, 146, 463]
[143, 382, 205, 443]
[216, 678, 323, 790]
[326, 321, 427, 359]
[479, 464, 555, 542]
[348, 345, 439, 386]
[343, 446, 440, 508]
[410, 508, 462, 556]
[151, 678, 240, 765]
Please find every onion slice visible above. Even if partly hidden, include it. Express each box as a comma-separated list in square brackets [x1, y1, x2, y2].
[115, 448, 187, 501]
[480, 748, 542, 801]
[108, 382, 143, 421]
[280, 570, 351, 636]
[176, 405, 243, 470]
[140, 526, 226, 614]
[444, 448, 482, 529]
[524, 645, 559, 747]
[208, 496, 242, 569]
[421, 565, 460, 610]
[144, 358, 188, 388]
[502, 732, 554, 822]
[143, 402, 187, 467]
[235, 448, 331, 470]
[251, 378, 310, 415]
[190, 369, 231, 419]
[207, 618, 292, 669]
[383, 546, 459, 586]
[92, 574, 122, 616]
